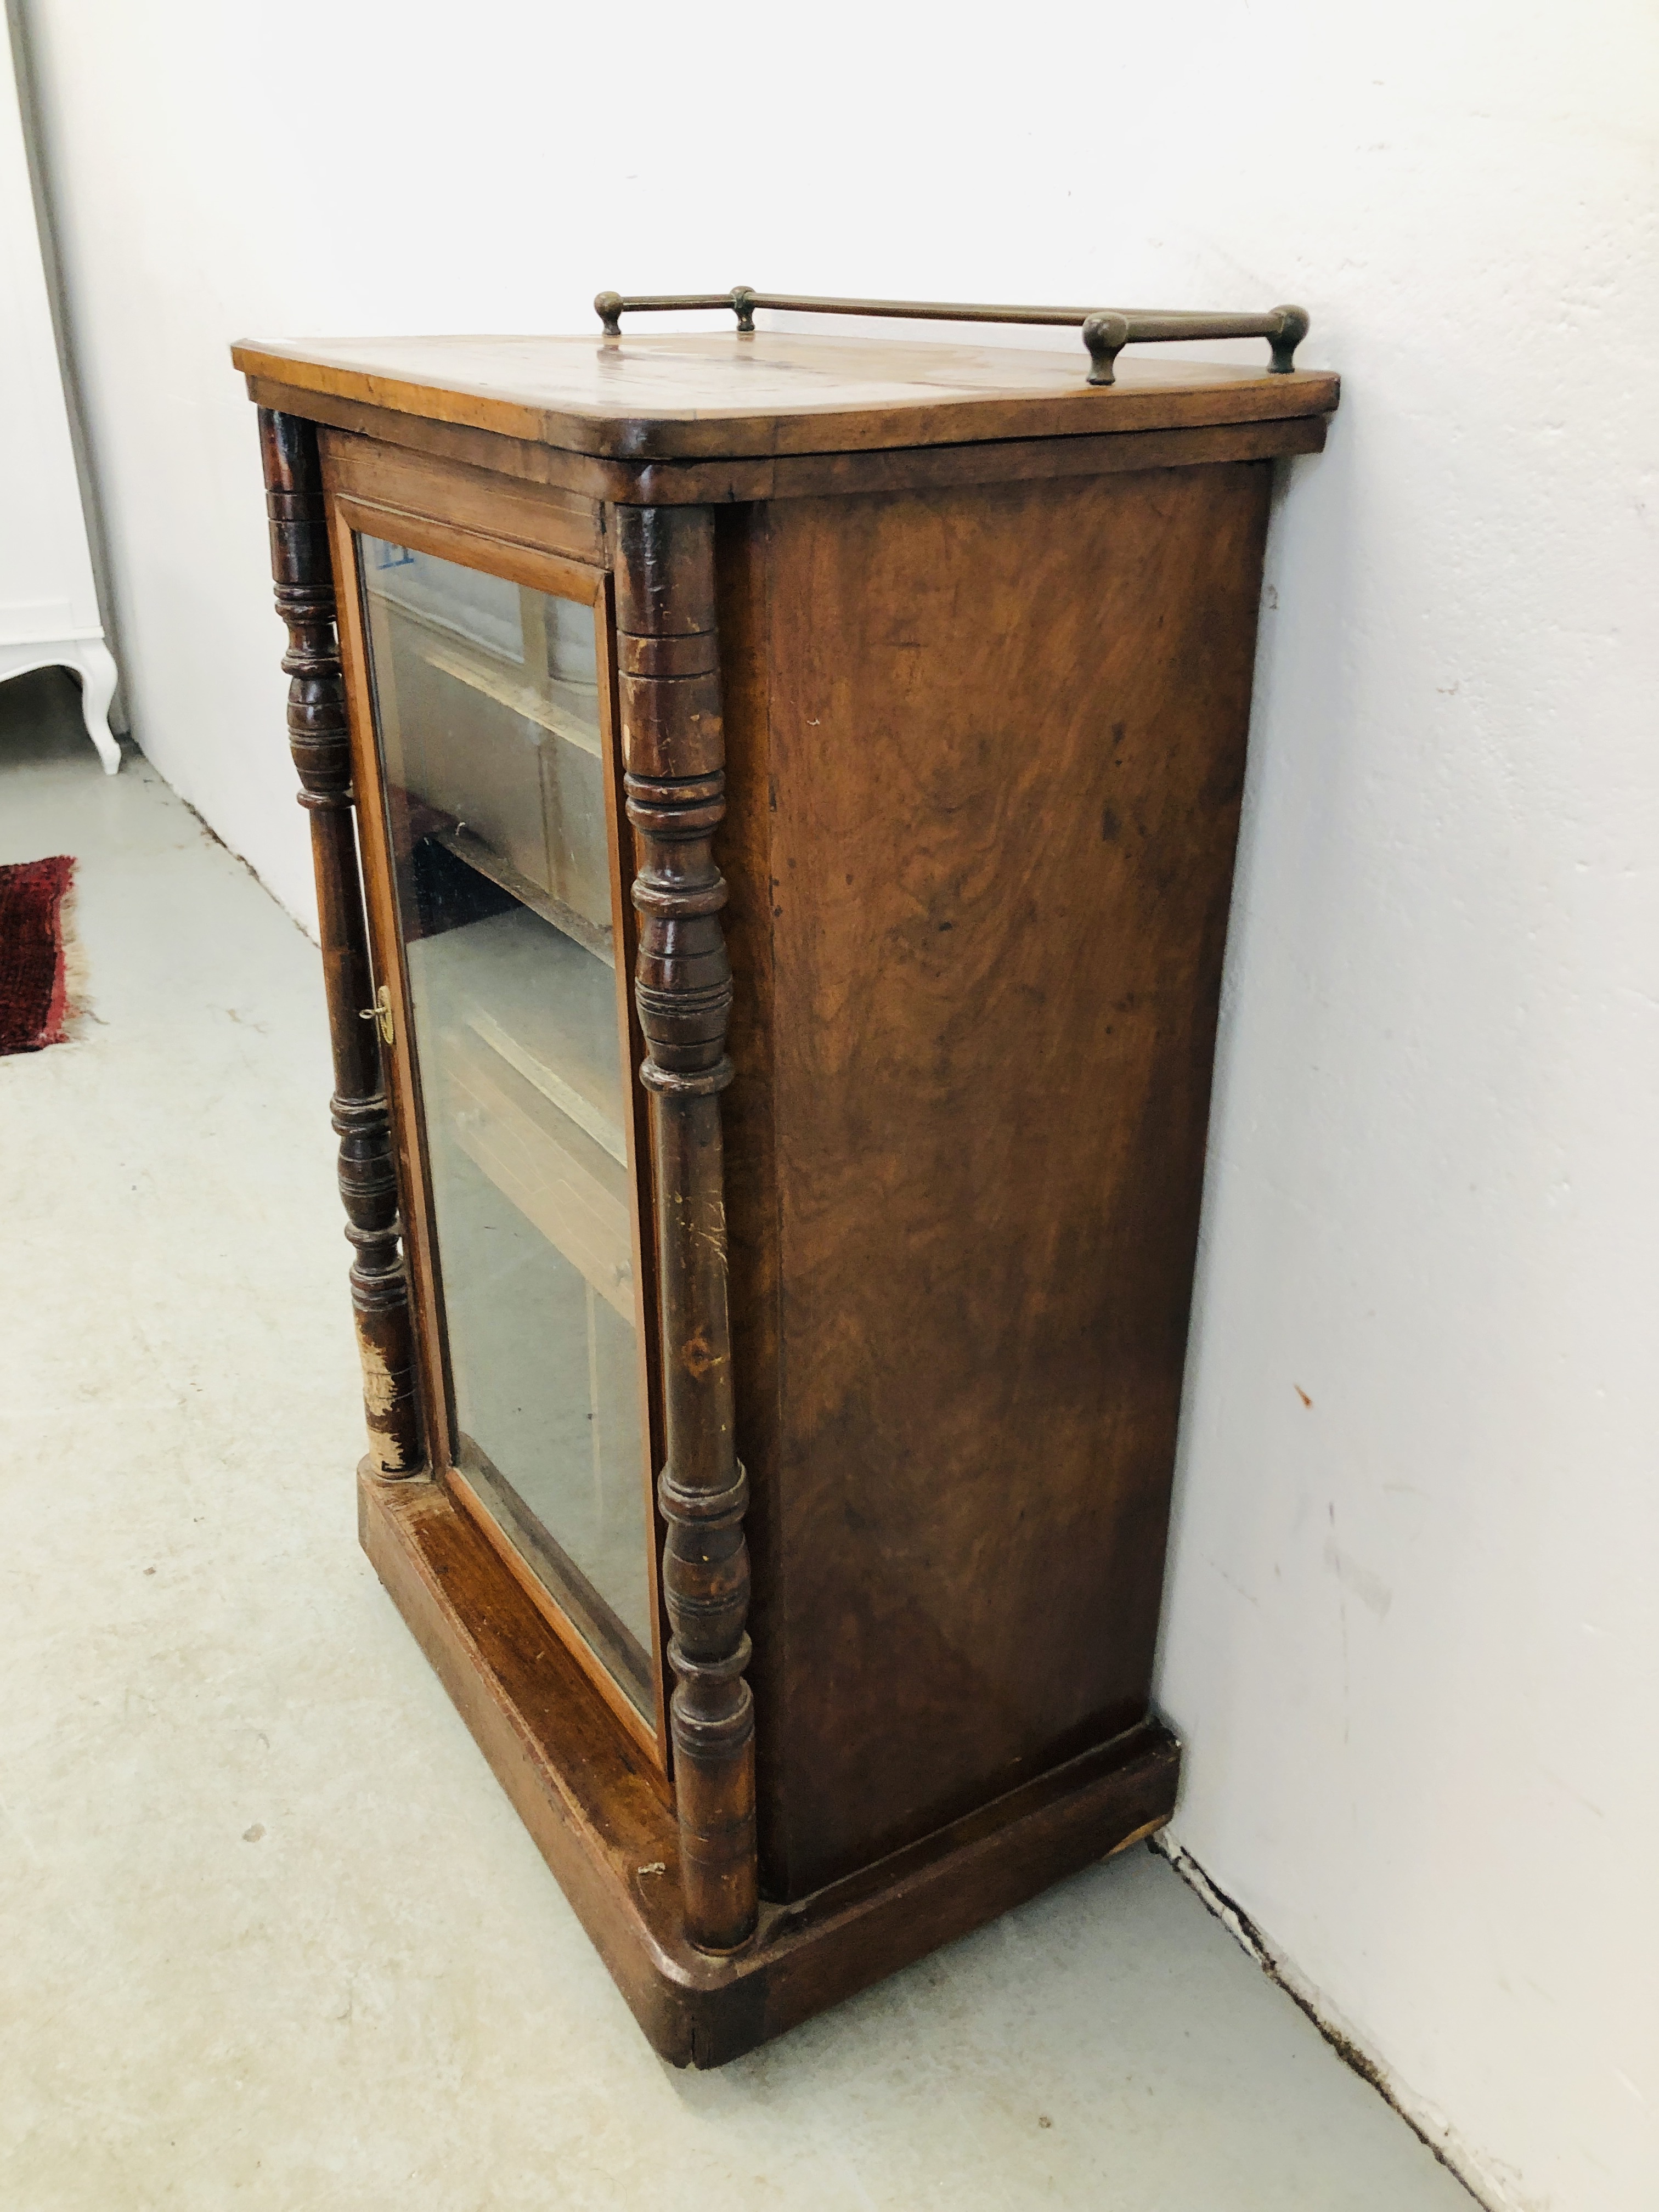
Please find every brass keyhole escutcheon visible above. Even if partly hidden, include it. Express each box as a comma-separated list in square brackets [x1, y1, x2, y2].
[360, 981, 394, 1047]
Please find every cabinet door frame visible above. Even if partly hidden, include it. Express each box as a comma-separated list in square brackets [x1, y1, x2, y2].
[326, 467, 671, 1771]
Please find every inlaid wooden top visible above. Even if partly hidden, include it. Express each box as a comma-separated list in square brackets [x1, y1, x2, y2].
[232, 330, 1339, 462]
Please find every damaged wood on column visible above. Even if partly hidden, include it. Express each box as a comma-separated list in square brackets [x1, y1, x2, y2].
[257, 407, 424, 1479]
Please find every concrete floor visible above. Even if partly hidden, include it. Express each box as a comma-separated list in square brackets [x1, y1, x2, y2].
[0, 669, 1474, 2210]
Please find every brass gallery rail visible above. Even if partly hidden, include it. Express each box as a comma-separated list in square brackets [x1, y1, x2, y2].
[592, 286, 1310, 387]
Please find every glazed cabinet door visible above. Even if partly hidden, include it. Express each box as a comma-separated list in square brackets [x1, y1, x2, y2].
[333, 498, 664, 1749]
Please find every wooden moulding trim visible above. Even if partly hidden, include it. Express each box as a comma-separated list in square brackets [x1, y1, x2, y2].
[319, 427, 606, 566]
[327, 492, 608, 609]
[248, 375, 1331, 510]
[443, 1458, 665, 1772]
[359, 1463, 1181, 2069]
[323, 469, 675, 1768]
[324, 499, 452, 1499]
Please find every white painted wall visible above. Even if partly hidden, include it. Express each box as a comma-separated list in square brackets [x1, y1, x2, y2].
[0, 10, 118, 768]
[0, 21, 94, 646]
[16, 1, 1657, 2203]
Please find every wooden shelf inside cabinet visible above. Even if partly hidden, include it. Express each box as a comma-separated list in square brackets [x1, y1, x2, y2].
[417, 895, 633, 1317]
[239, 308, 1339, 2068]
[415, 631, 602, 760]
[432, 826, 613, 968]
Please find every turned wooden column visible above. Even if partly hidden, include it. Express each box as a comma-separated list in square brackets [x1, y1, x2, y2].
[617, 505, 757, 1954]
[258, 408, 424, 1479]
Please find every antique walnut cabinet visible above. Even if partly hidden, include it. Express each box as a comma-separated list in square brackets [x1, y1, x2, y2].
[233, 292, 1338, 2066]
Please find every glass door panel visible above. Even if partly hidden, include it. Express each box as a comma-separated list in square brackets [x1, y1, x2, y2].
[357, 534, 653, 1718]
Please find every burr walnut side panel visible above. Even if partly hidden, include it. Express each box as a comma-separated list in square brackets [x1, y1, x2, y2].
[748, 464, 1274, 1898]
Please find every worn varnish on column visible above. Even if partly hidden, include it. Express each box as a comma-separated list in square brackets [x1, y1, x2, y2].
[616, 504, 757, 1955]
[257, 409, 422, 1478]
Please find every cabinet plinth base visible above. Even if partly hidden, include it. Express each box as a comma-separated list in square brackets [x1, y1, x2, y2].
[359, 1465, 1182, 2067]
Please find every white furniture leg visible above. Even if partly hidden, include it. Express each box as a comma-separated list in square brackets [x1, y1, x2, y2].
[0, 638, 122, 774]
[71, 638, 121, 774]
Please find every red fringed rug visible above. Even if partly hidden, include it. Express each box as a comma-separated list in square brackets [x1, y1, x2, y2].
[0, 855, 77, 1054]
